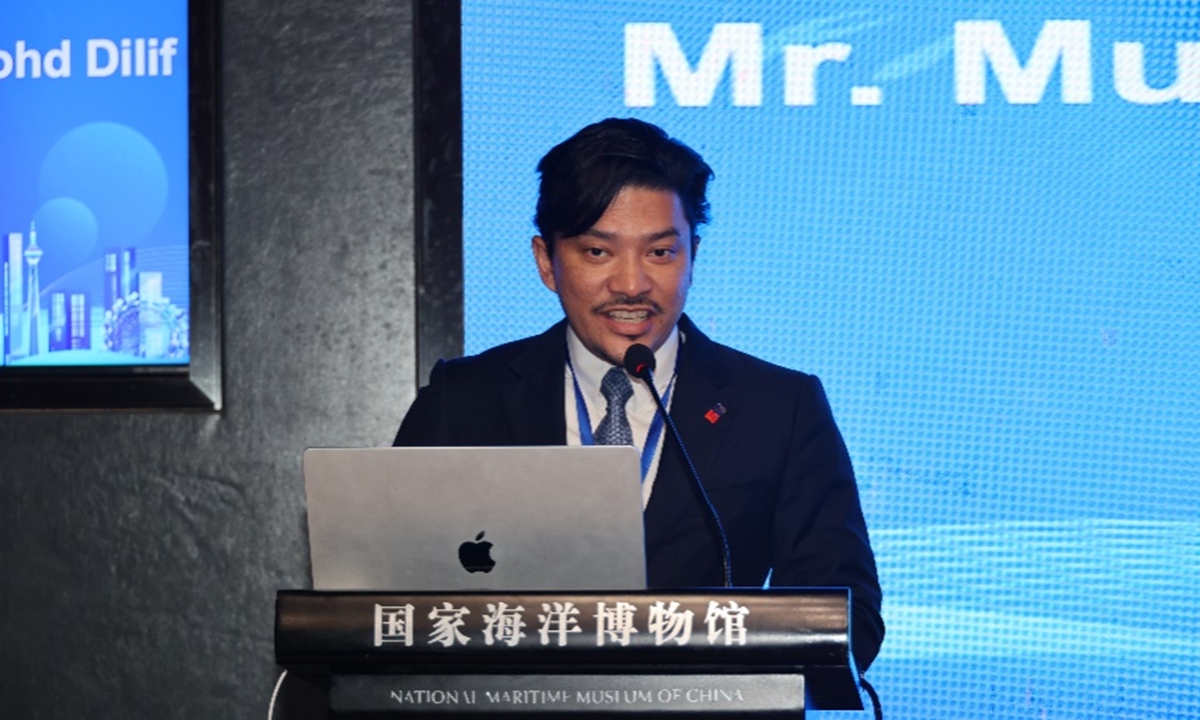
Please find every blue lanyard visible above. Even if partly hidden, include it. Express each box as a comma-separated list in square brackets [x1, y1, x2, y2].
[567, 359, 675, 482]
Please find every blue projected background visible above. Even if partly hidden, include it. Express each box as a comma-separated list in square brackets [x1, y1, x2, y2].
[0, 0, 189, 368]
[462, 1, 1199, 717]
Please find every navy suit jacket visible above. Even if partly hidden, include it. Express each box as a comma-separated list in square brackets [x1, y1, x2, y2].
[393, 315, 884, 669]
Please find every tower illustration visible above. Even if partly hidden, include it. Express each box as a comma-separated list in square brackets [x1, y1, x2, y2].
[24, 222, 43, 357]
[5, 232, 24, 359]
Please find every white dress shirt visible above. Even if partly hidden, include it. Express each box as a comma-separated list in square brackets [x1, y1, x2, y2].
[564, 326, 679, 508]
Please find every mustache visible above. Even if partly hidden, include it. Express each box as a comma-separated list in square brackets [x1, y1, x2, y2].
[592, 295, 663, 314]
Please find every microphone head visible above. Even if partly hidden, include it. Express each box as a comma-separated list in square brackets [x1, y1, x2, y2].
[623, 343, 656, 379]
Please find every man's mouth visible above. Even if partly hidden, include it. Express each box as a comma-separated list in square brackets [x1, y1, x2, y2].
[604, 308, 653, 324]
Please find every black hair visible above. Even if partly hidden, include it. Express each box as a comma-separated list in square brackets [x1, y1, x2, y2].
[534, 118, 713, 257]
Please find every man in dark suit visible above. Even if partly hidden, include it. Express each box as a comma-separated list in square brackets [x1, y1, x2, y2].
[394, 118, 883, 669]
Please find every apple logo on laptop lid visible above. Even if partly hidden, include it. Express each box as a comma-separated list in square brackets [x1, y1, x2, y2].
[458, 531, 496, 573]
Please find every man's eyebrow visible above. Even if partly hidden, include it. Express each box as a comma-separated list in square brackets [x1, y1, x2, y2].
[581, 227, 682, 241]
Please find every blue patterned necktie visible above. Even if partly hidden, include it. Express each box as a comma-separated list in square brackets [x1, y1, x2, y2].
[594, 367, 634, 446]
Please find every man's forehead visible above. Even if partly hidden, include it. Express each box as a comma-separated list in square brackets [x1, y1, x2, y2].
[577, 187, 688, 234]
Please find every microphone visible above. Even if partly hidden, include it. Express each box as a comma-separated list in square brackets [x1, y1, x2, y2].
[623, 343, 657, 380]
[624, 343, 732, 588]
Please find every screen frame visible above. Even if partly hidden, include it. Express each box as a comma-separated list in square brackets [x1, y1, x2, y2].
[412, 0, 465, 387]
[0, 0, 223, 412]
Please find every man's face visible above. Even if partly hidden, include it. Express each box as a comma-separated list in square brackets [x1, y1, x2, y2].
[533, 185, 695, 367]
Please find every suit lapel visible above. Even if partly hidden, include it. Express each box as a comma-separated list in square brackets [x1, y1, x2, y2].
[644, 315, 735, 548]
[500, 321, 569, 445]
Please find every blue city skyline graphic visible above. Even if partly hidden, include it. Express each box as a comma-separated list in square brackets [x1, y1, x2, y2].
[3, 218, 188, 366]
[0, 0, 189, 368]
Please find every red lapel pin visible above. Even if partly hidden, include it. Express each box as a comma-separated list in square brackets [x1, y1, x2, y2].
[704, 403, 727, 424]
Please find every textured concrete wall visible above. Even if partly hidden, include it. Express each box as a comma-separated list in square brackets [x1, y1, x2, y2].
[0, 2, 415, 717]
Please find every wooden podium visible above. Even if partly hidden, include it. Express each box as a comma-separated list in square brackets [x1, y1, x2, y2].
[274, 589, 863, 718]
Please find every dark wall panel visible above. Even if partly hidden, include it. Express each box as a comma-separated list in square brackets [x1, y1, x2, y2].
[0, 2, 416, 717]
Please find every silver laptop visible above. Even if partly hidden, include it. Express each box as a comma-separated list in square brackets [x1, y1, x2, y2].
[303, 446, 647, 591]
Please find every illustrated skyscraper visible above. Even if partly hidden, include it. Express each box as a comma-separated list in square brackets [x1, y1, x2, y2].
[50, 292, 69, 352]
[104, 247, 141, 356]
[138, 271, 166, 357]
[5, 232, 24, 361]
[51, 289, 92, 353]
[23, 223, 42, 357]
[121, 248, 137, 300]
[104, 249, 121, 311]
[69, 293, 90, 350]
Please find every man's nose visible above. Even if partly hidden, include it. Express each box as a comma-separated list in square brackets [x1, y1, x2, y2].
[608, 255, 653, 297]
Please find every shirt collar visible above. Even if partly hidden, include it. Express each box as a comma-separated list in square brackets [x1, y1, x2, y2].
[566, 325, 680, 408]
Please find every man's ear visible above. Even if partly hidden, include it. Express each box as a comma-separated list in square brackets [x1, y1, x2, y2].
[532, 236, 558, 293]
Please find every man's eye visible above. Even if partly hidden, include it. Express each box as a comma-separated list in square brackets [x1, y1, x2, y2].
[650, 248, 676, 259]
[585, 247, 606, 257]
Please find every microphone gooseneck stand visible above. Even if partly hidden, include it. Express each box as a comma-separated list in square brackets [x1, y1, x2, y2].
[624, 343, 732, 588]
